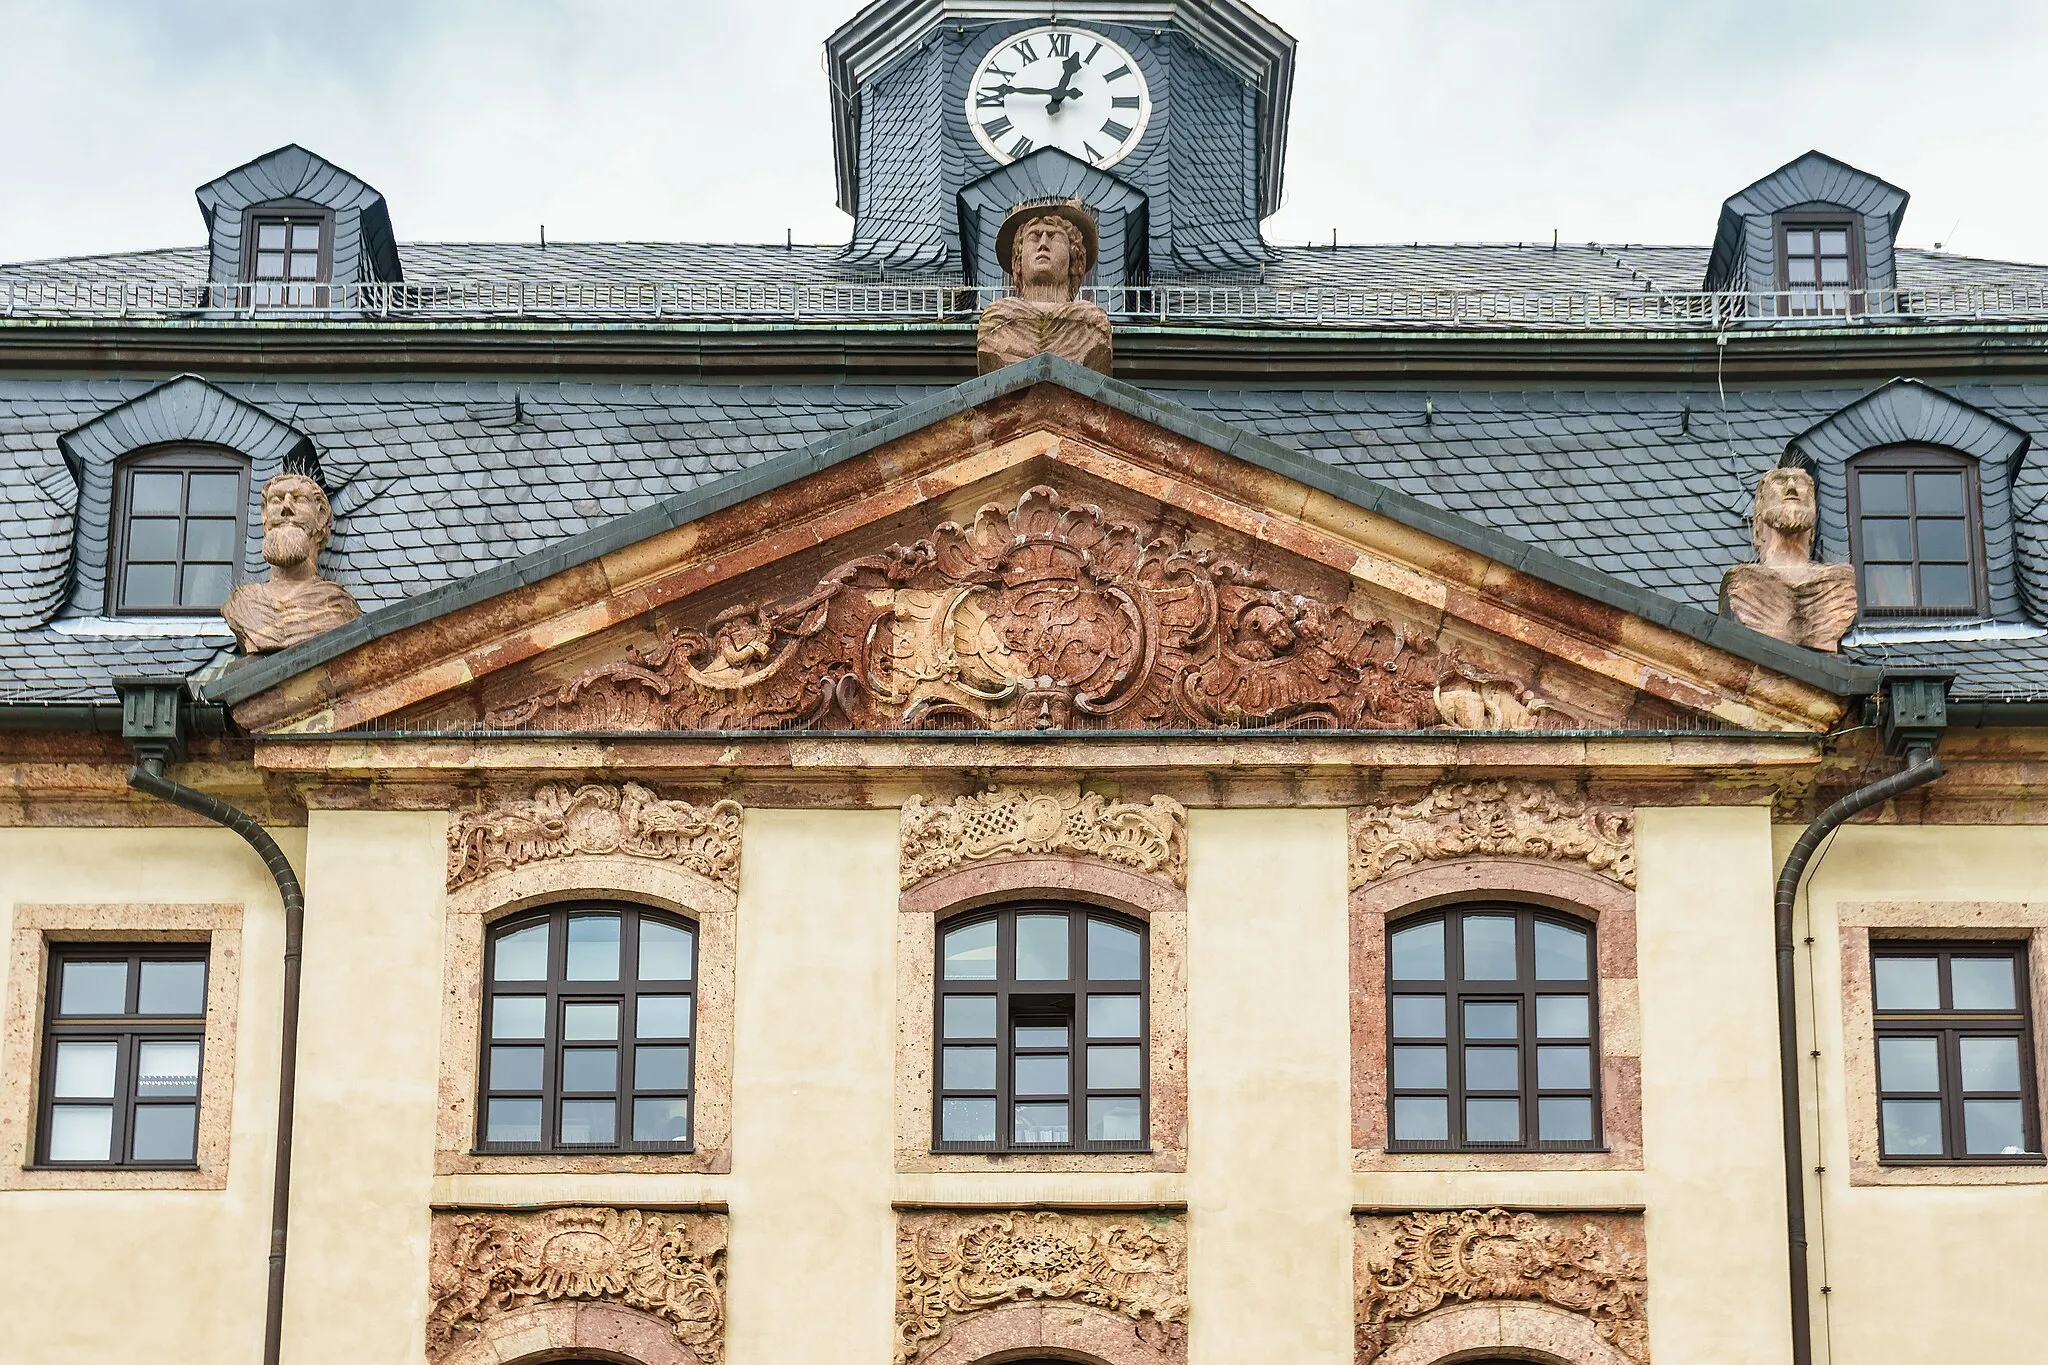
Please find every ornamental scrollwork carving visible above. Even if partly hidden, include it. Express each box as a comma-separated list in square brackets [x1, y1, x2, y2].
[895, 1209, 1188, 1365]
[447, 782, 742, 891]
[1354, 1208, 1648, 1364]
[482, 485, 1572, 734]
[901, 784, 1187, 888]
[1351, 780, 1636, 889]
[426, 1206, 726, 1363]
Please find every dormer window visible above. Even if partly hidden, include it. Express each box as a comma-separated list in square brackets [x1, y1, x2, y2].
[110, 448, 249, 614]
[1780, 216, 1861, 315]
[245, 211, 330, 307]
[1849, 447, 1985, 618]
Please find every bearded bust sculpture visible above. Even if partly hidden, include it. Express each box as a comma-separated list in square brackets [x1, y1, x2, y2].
[1718, 466, 1859, 651]
[220, 472, 363, 653]
[976, 197, 1114, 375]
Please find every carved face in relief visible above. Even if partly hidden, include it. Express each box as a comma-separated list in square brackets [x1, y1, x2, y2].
[1011, 214, 1088, 296]
[709, 606, 774, 667]
[258, 473, 333, 570]
[1758, 468, 1817, 535]
[1232, 602, 1299, 660]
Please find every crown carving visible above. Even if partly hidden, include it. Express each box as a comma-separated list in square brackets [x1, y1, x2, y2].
[900, 784, 1187, 888]
[1351, 780, 1635, 889]
[447, 782, 742, 890]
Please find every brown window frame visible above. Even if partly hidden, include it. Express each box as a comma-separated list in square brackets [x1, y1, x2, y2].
[1385, 902, 1603, 1153]
[1776, 212, 1865, 316]
[36, 944, 209, 1169]
[107, 445, 250, 617]
[476, 902, 698, 1156]
[1872, 940, 2042, 1166]
[240, 206, 334, 307]
[933, 902, 1150, 1154]
[1846, 445, 1988, 620]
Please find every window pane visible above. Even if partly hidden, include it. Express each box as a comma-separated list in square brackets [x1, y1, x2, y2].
[1015, 914, 1070, 980]
[1088, 1045, 1141, 1090]
[290, 223, 322, 250]
[1538, 1096, 1594, 1143]
[1536, 995, 1590, 1038]
[127, 517, 181, 561]
[1462, 915, 1517, 980]
[1087, 994, 1140, 1039]
[1464, 1045, 1519, 1091]
[1784, 230, 1814, 255]
[288, 253, 321, 279]
[637, 995, 692, 1039]
[634, 1045, 691, 1091]
[132, 1104, 197, 1162]
[1916, 518, 1969, 564]
[560, 1048, 617, 1093]
[1015, 1054, 1069, 1095]
[186, 472, 241, 515]
[1915, 471, 1966, 515]
[1392, 1044, 1446, 1089]
[1389, 920, 1445, 980]
[60, 961, 128, 1015]
[491, 995, 545, 1040]
[1785, 257, 1817, 284]
[1538, 1045, 1591, 1090]
[944, 995, 996, 1039]
[563, 1002, 618, 1041]
[255, 253, 287, 279]
[1951, 957, 2017, 1011]
[1963, 1099, 2028, 1156]
[1014, 1102, 1069, 1143]
[638, 921, 694, 981]
[559, 1098, 616, 1144]
[183, 517, 238, 561]
[489, 1045, 542, 1091]
[138, 960, 205, 1015]
[941, 1097, 997, 1143]
[1392, 995, 1446, 1038]
[1087, 919, 1141, 980]
[129, 472, 184, 515]
[1881, 1098, 1944, 1156]
[256, 222, 288, 249]
[1466, 1097, 1520, 1142]
[1873, 957, 1940, 1011]
[48, 1105, 114, 1161]
[485, 1097, 541, 1143]
[1959, 1036, 2021, 1092]
[137, 1040, 200, 1097]
[1861, 517, 1911, 561]
[493, 923, 549, 981]
[1864, 564, 1914, 609]
[124, 564, 177, 607]
[1015, 1023, 1068, 1048]
[1464, 1000, 1518, 1040]
[633, 1096, 690, 1143]
[1087, 1095, 1142, 1142]
[182, 563, 235, 608]
[1878, 1036, 1939, 1092]
[943, 1045, 996, 1089]
[53, 1041, 118, 1098]
[1534, 921, 1589, 980]
[1919, 564, 1975, 610]
[1819, 258, 1850, 284]
[565, 914, 620, 980]
[1819, 230, 1849, 255]
[1858, 472, 1910, 515]
[1393, 1095, 1448, 1141]
[942, 920, 997, 980]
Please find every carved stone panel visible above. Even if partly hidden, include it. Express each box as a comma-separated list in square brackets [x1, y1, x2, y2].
[446, 782, 742, 891]
[1351, 781, 1636, 889]
[896, 1208, 1188, 1365]
[1354, 1208, 1648, 1364]
[427, 1206, 726, 1364]
[480, 486, 1574, 735]
[900, 784, 1187, 889]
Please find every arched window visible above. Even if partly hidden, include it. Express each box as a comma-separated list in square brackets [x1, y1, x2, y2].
[478, 903, 696, 1153]
[1848, 446, 1987, 618]
[109, 446, 249, 614]
[934, 904, 1148, 1153]
[1386, 903, 1600, 1151]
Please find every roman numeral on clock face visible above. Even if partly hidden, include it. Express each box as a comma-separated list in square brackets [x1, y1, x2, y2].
[1111, 95, 1140, 109]
[1008, 134, 1035, 156]
[1011, 37, 1038, 62]
[983, 115, 1013, 139]
[1100, 119, 1133, 142]
[976, 90, 1005, 108]
[1105, 64, 1132, 81]
[1047, 32, 1071, 56]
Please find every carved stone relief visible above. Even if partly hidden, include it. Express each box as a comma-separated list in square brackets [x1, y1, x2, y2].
[427, 1207, 726, 1364]
[900, 784, 1187, 889]
[446, 782, 742, 891]
[896, 1209, 1188, 1365]
[1719, 466, 1858, 652]
[1351, 781, 1636, 889]
[1354, 1208, 1648, 1364]
[482, 486, 1574, 735]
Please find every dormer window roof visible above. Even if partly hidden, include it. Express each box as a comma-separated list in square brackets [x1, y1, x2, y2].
[1705, 151, 1908, 312]
[194, 144, 399, 310]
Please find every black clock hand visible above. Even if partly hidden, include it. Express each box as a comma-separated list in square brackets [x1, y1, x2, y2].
[1043, 55, 1084, 113]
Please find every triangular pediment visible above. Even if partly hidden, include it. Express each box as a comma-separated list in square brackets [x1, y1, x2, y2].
[208, 358, 1868, 737]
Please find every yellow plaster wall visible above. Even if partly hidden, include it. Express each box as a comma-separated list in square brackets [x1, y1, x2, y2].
[1794, 823, 2048, 1365]
[0, 826, 300, 1365]
[1186, 807, 1353, 1364]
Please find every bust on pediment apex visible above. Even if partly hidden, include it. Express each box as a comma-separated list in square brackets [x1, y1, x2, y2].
[977, 197, 1114, 376]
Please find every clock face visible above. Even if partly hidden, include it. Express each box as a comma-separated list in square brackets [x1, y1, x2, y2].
[964, 25, 1153, 171]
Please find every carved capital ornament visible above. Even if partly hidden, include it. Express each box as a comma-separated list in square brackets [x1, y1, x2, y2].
[1351, 780, 1636, 889]
[446, 782, 742, 891]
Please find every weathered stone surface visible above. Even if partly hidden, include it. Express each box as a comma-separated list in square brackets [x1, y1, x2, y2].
[445, 781, 741, 889]
[1719, 467, 1858, 651]
[221, 473, 362, 652]
[900, 783, 1186, 887]
[978, 198, 1113, 375]
[1351, 780, 1637, 888]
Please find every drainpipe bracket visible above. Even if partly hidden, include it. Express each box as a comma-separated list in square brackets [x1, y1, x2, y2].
[1880, 671, 1953, 757]
[114, 677, 190, 770]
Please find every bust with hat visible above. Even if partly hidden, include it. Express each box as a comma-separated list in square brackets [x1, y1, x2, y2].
[976, 197, 1114, 375]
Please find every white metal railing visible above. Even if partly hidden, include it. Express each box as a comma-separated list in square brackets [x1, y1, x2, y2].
[7, 278, 2048, 328]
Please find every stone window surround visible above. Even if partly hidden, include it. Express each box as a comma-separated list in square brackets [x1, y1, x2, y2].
[437, 854, 736, 1175]
[898, 857, 1188, 1174]
[1836, 900, 2048, 1186]
[0, 902, 242, 1191]
[1351, 859, 1643, 1172]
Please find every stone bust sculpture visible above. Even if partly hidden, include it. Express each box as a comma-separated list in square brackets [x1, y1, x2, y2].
[221, 472, 363, 653]
[976, 197, 1114, 375]
[1718, 466, 1859, 651]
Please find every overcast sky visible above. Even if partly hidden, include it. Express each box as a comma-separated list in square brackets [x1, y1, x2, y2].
[5, 0, 2048, 266]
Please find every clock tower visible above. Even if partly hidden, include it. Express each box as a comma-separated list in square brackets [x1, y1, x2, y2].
[824, 0, 1295, 285]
